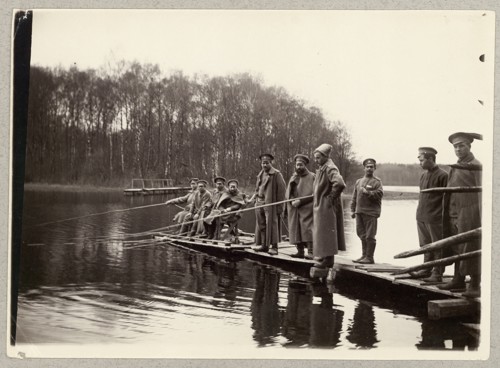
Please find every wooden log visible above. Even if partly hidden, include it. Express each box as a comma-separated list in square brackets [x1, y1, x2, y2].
[420, 186, 481, 193]
[428, 299, 478, 320]
[394, 228, 481, 259]
[392, 250, 481, 275]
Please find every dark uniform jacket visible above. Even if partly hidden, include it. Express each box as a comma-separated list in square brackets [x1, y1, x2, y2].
[350, 176, 383, 218]
[416, 165, 448, 224]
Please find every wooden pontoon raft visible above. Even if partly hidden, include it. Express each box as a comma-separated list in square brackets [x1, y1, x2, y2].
[152, 231, 480, 320]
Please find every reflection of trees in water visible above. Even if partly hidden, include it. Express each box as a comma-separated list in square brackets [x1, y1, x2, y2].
[346, 301, 378, 348]
[251, 267, 281, 346]
[417, 319, 479, 351]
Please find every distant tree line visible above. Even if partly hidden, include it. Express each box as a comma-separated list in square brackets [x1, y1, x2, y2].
[25, 62, 358, 187]
[375, 163, 451, 186]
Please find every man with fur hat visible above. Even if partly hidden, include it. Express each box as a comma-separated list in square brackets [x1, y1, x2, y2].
[438, 132, 482, 298]
[250, 153, 286, 255]
[350, 158, 383, 264]
[285, 154, 315, 259]
[412, 147, 448, 282]
[312, 144, 346, 268]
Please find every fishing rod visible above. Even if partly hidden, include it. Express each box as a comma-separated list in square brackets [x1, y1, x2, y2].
[29, 201, 171, 228]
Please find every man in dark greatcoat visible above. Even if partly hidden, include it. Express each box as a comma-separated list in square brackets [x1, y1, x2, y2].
[285, 154, 315, 259]
[251, 153, 286, 255]
[438, 132, 482, 298]
[412, 147, 448, 282]
[312, 144, 346, 268]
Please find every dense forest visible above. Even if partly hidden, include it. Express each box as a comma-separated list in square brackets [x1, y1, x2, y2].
[25, 62, 358, 187]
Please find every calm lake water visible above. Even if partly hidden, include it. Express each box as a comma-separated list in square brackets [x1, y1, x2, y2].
[14, 188, 480, 357]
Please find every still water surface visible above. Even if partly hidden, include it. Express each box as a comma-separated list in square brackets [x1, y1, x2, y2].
[15, 189, 479, 355]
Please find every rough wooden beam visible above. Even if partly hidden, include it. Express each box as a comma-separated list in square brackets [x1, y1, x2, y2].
[428, 299, 479, 320]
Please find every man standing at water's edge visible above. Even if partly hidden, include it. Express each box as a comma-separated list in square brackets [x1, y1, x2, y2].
[413, 147, 448, 281]
[312, 143, 346, 268]
[350, 158, 383, 264]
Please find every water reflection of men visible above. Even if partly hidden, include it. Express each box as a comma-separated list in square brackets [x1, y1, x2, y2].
[250, 267, 281, 346]
[310, 283, 344, 348]
[438, 132, 482, 298]
[417, 319, 478, 350]
[413, 147, 448, 281]
[285, 154, 315, 259]
[283, 280, 312, 346]
[346, 301, 379, 348]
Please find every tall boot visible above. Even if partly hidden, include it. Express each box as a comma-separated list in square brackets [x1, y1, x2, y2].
[437, 262, 466, 290]
[291, 243, 305, 258]
[305, 242, 314, 260]
[314, 255, 334, 268]
[353, 240, 367, 263]
[268, 244, 278, 256]
[358, 240, 375, 264]
[462, 274, 481, 298]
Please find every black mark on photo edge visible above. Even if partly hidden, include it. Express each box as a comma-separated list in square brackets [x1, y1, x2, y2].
[11, 10, 32, 345]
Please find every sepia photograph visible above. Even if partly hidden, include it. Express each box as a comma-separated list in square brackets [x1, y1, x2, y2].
[6, 7, 495, 361]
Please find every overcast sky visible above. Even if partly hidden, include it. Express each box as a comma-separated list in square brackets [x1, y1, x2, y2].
[30, 10, 495, 164]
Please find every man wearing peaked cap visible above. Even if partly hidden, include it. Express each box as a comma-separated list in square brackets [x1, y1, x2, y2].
[413, 146, 448, 282]
[350, 158, 383, 264]
[311, 144, 346, 268]
[438, 132, 482, 297]
[250, 152, 286, 255]
[185, 180, 212, 236]
[202, 176, 228, 238]
[286, 154, 315, 259]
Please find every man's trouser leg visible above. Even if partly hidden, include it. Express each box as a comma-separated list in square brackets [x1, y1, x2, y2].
[255, 205, 268, 252]
[438, 218, 466, 290]
[358, 214, 377, 264]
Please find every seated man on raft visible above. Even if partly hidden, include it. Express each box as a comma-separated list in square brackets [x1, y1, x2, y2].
[204, 179, 248, 240]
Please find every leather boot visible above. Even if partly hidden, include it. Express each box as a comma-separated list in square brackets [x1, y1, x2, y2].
[314, 255, 334, 268]
[353, 240, 367, 263]
[305, 242, 314, 260]
[358, 240, 375, 264]
[462, 274, 481, 298]
[437, 263, 465, 290]
[291, 243, 305, 258]
[422, 269, 443, 283]
[254, 245, 269, 253]
[268, 244, 278, 255]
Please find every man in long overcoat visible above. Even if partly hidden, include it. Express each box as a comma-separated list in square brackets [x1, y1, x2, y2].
[165, 178, 198, 230]
[186, 180, 212, 236]
[312, 144, 346, 268]
[285, 154, 315, 259]
[252, 153, 286, 255]
[438, 132, 482, 298]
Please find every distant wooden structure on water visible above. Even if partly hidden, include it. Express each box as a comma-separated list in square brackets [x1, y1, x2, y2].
[124, 178, 190, 196]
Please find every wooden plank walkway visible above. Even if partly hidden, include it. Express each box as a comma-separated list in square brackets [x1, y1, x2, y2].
[153, 233, 481, 316]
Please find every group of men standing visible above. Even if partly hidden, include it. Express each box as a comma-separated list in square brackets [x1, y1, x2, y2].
[165, 131, 482, 297]
[414, 132, 482, 298]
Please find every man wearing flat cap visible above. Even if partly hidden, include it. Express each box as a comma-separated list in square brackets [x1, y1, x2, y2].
[251, 153, 286, 255]
[413, 147, 448, 281]
[285, 154, 315, 259]
[350, 158, 383, 264]
[312, 144, 346, 268]
[438, 132, 482, 297]
[186, 180, 212, 236]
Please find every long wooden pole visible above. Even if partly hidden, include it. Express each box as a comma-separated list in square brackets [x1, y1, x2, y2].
[420, 186, 481, 193]
[394, 228, 481, 259]
[392, 250, 481, 275]
[449, 164, 482, 171]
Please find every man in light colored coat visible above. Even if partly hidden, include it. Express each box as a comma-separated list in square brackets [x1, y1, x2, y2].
[312, 144, 346, 268]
